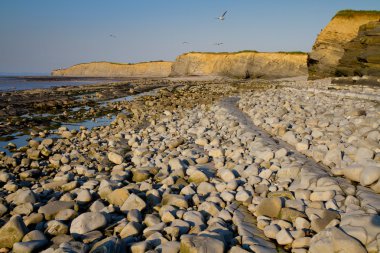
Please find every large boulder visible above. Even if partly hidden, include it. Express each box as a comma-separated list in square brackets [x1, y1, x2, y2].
[0, 215, 28, 248]
[309, 227, 367, 253]
[180, 235, 225, 253]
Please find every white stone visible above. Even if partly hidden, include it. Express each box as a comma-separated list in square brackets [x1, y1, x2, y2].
[70, 212, 107, 235]
[276, 229, 293, 245]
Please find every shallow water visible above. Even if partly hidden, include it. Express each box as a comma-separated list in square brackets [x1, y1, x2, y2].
[0, 88, 160, 156]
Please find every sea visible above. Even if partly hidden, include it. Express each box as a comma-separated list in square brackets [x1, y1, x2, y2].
[0, 76, 124, 92]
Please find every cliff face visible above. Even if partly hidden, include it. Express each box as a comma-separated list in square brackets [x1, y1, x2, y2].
[51, 61, 173, 78]
[308, 10, 380, 80]
[336, 20, 380, 77]
[170, 52, 308, 79]
[52, 52, 307, 79]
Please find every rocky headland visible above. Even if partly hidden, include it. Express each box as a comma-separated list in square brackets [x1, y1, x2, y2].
[308, 10, 380, 80]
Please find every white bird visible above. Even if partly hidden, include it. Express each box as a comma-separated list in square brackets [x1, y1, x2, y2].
[182, 41, 190, 44]
[214, 42, 224, 46]
[109, 34, 117, 38]
[216, 11, 227, 21]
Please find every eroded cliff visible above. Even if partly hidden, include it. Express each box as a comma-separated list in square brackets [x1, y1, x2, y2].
[170, 51, 308, 79]
[51, 61, 173, 78]
[336, 20, 380, 77]
[308, 10, 380, 80]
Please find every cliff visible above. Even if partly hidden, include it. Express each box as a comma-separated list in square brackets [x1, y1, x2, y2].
[52, 52, 308, 79]
[170, 51, 308, 79]
[308, 10, 380, 80]
[336, 20, 380, 77]
[51, 61, 173, 78]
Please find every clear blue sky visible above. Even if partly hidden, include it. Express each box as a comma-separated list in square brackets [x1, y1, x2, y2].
[0, 0, 379, 74]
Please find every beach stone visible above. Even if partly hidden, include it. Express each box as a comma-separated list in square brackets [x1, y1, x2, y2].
[162, 241, 181, 253]
[219, 169, 235, 182]
[120, 221, 143, 238]
[0, 171, 10, 182]
[360, 166, 380, 186]
[162, 194, 188, 209]
[180, 235, 225, 253]
[188, 170, 209, 184]
[11, 189, 36, 205]
[13, 240, 48, 253]
[292, 237, 311, 249]
[38, 201, 75, 220]
[55, 209, 77, 221]
[310, 190, 335, 202]
[23, 230, 47, 242]
[108, 152, 123, 165]
[0, 215, 28, 248]
[125, 208, 141, 223]
[61, 131, 72, 139]
[264, 224, 281, 239]
[45, 220, 69, 236]
[276, 229, 293, 245]
[295, 217, 311, 230]
[235, 190, 251, 202]
[256, 197, 283, 218]
[121, 193, 146, 212]
[106, 188, 130, 206]
[0, 203, 7, 217]
[209, 148, 224, 158]
[89, 236, 123, 253]
[343, 164, 364, 182]
[309, 227, 367, 253]
[355, 147, 374, 162]
[70, 212, 107, 235]
[197, 182, 216, 195]
[76, 189, 92, 203]
[183, 211, 205, 227]
[132, 169, 150, 182]
[130, 241, 152, 253]
[310, 210, 340, 233]
[169, 158, 187, 170]
[280, 208, 307, 223]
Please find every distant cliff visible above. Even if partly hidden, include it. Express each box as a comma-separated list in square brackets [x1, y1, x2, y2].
[170, 51, 308, 79]
[336, 20, 380, 77]
[308, 10, 380, 80]
[52, 51, 307, 79]
[51, 61, 173, 78]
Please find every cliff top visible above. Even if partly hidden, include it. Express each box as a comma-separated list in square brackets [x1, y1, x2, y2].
[66, 60, 172, 68]
[333, 9, 380, 19]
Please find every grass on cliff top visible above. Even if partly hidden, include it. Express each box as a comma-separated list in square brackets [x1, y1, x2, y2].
[334, 9, 380, 18]
[183, 50, 307, 55]
[70, 60, 168, 67]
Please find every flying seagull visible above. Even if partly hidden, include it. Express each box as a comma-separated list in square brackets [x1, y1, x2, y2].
[216, 11, 227, 21]
[214, 42, 224, 46]
[109, 34, 117, 38]
[182, 41, 190, 44]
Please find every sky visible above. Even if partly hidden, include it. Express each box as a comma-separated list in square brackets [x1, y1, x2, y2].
[0, 0, 380, 74]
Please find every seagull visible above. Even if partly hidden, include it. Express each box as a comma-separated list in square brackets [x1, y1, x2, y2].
[216, 11, 227, 21]
[109, 34, 117, 38]
[214, 42, 224, 46]
[182, 41, 190, 44]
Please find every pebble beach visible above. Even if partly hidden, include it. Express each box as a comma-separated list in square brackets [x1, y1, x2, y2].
[0, 77, 379, 252]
